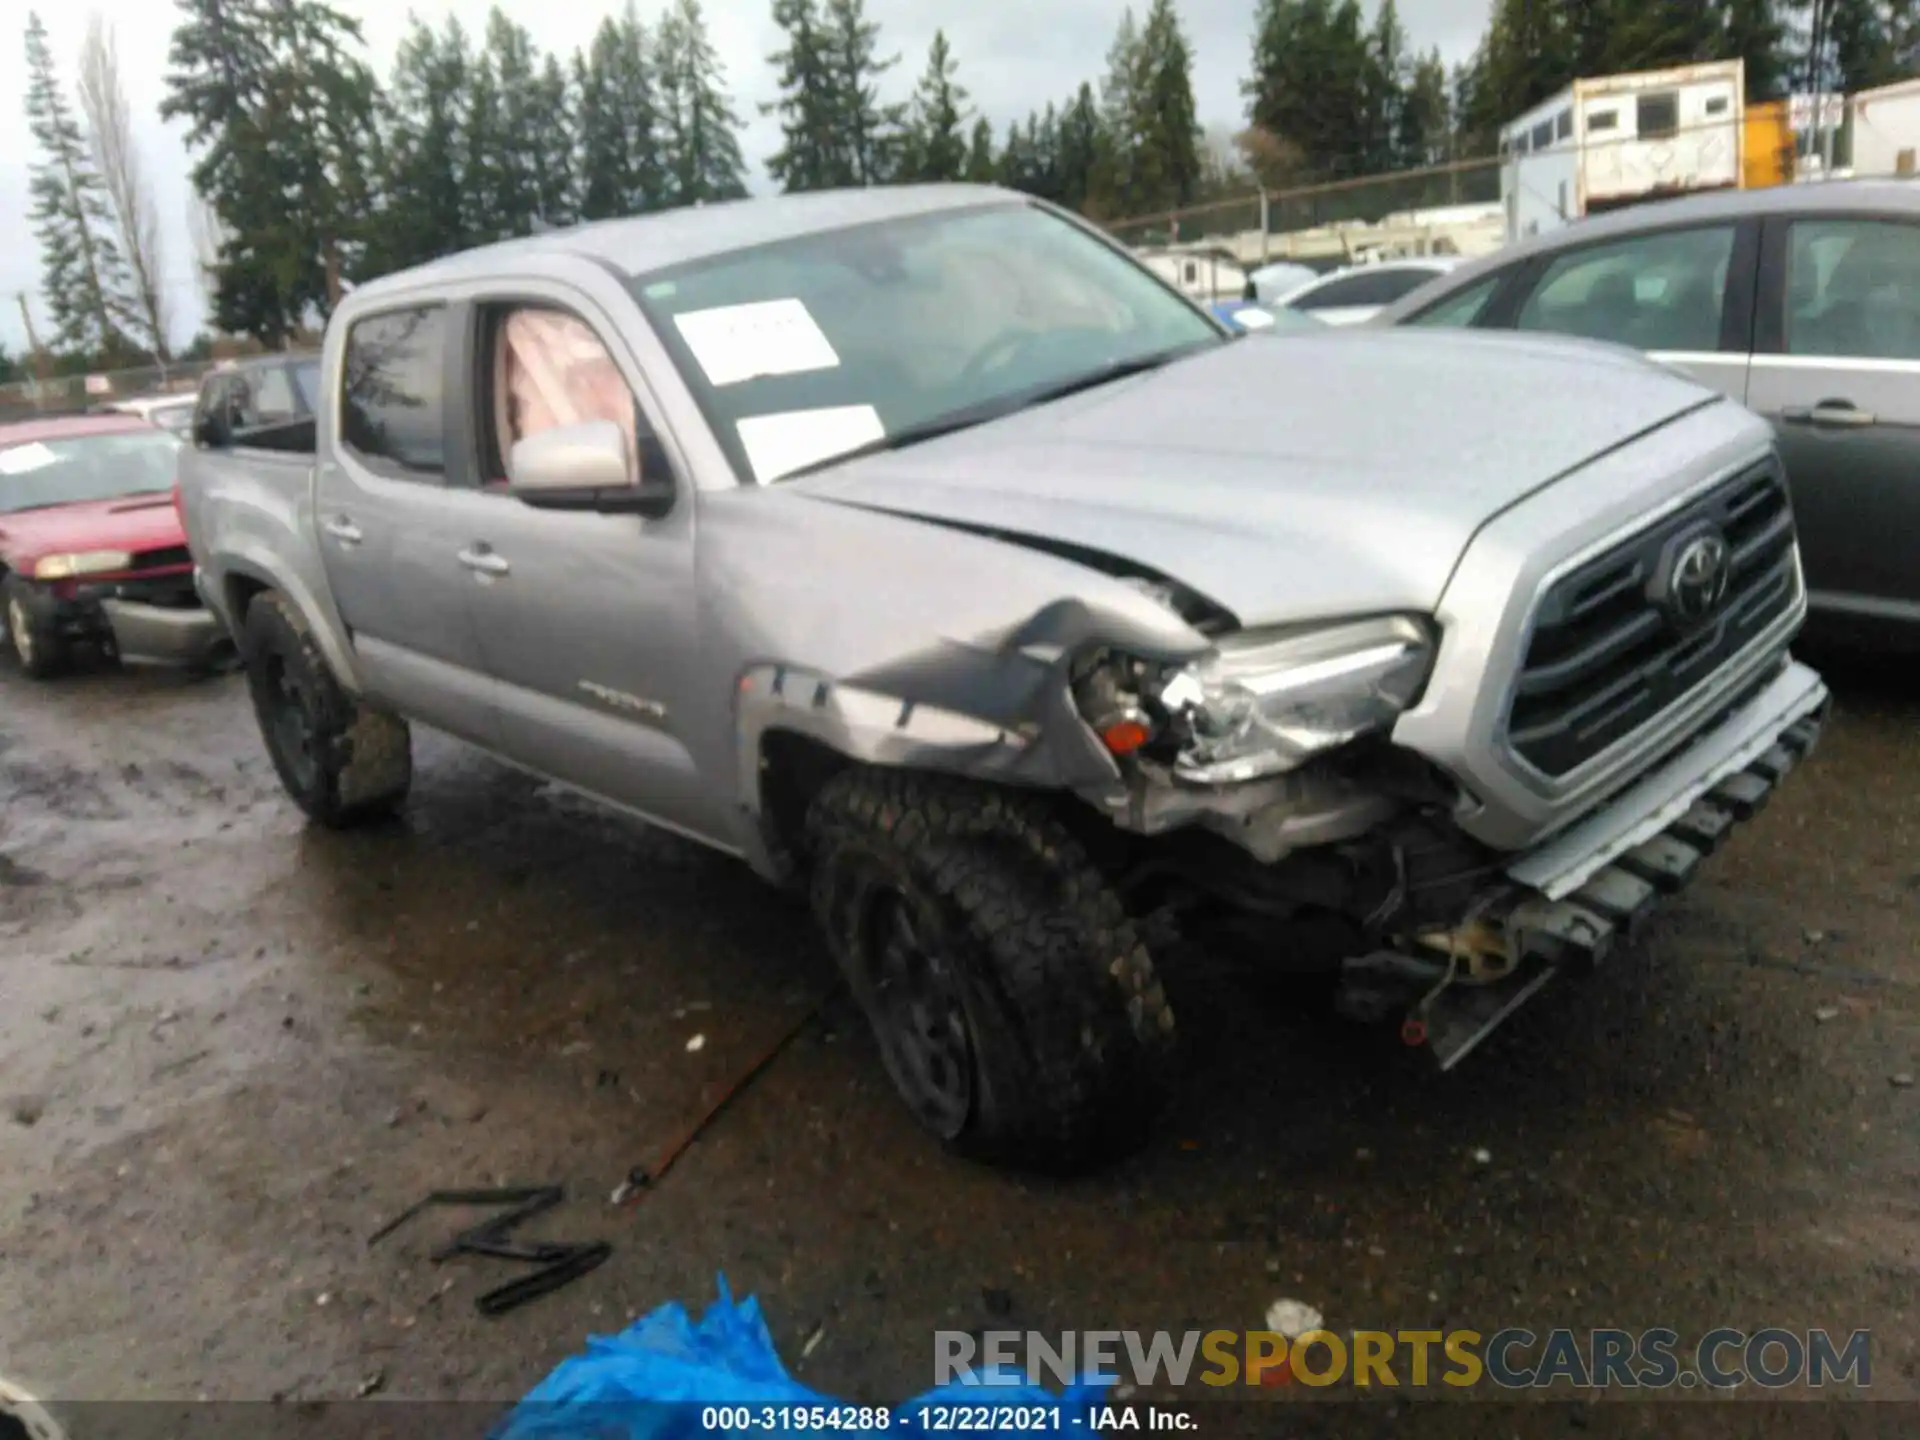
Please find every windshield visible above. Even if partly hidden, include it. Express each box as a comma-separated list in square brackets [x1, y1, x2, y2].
[0, 429, 182, 514]
[630, 201, 1224, 482]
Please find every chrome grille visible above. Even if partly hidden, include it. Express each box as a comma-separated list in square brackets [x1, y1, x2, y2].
[1506, 463, 1799, 778]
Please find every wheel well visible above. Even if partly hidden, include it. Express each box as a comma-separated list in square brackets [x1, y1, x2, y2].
[225, 574, 269, 625]
[758, 730, 852, 875]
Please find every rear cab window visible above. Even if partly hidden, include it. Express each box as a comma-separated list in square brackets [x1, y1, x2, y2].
[340, 306, 448, 478]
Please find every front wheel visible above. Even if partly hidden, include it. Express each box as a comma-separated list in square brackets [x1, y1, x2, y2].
[239, 590, 412, 826]
[806, 769, 1177, 1172]
[4, 576, 66, 679]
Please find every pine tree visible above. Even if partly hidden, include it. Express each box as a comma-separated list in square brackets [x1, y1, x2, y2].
[24, 10, 135, 360]
[1400, 49, 1452, 168]
[530, 54, 577, 225]
[483, 9, 544, 238]
[656, 0, 749, 205]
[463, 51, 506, 243]
[765, 0, 843, 190]
[1245, 0, 1376, 181]
[612, 2, 666, 214]
[1056, 83, 1103, 210]
[1365, 0, 1410, 173]
[1130, 0, 1202, 212]
[900, 29, 970, 181]
[1723, 0, 1789, 99]
[372, 17, 471, 272]
[164, 0, 379, 342]
[1821, 0, 1916, 89]
[963, 116, 997, 183]
[576, 20, 629, 219]
[824, 0, 904, 184]
[1459, 0, 1572, 145]
[1098, 9, 1145, 211]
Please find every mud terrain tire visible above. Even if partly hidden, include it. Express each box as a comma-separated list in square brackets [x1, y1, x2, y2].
[806, 769, 1176, 1172]
[240, 590, 411, 826]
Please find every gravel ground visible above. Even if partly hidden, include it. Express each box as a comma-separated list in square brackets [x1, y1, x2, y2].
[0, 644, 1914, 1438]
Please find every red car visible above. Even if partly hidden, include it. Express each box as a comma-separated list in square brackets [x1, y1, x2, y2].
[0, 413, 226, 677]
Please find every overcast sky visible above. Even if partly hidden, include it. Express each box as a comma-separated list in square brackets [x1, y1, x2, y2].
[1, 0, 1493, 358]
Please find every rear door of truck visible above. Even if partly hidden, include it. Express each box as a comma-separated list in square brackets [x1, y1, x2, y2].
[312, 302, 504, 747]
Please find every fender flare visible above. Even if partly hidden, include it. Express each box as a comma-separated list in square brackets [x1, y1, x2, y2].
[210, 544, 364, 694]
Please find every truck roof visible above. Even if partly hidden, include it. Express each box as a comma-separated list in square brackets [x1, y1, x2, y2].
[353, 184, 1026, 302]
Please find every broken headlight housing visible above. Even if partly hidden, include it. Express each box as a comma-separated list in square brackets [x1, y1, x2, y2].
[1076, 615, 1435, 785]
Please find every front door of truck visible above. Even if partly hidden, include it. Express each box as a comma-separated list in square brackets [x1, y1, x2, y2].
[453, 297, 718, 840]
[1745, 214, 1920, 640]
[314, 303, 501, 747]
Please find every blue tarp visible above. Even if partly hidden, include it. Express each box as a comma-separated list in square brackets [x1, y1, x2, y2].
[493, 1276, 1112, 1439]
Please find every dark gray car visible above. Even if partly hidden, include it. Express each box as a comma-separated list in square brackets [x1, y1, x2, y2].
[1375, 181, 1920, 651]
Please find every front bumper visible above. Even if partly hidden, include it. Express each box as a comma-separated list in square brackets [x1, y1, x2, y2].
[98, 598, 230, 667]
[1341, 659, 1829, 1068]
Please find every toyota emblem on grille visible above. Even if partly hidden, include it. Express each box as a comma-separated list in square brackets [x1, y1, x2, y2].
[1653, 527, 1732, 627]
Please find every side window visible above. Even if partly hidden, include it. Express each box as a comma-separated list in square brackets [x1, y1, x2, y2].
[253, 366, 297, 421]
[1784, 219, 1920, 361]
[1294, 270, 1420, 310]
[1406, 274, 1500, 327]
[1515, 226, 1735, 352]
[1637, 91, 1679, 139]
[1555, 109, 1573, 141]
[486, 307, 650, 481]
[341, 306, 446, 476]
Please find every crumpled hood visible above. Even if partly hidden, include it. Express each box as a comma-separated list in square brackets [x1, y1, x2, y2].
[0, 493, 185, 569]
[789, 329, 1720, 626]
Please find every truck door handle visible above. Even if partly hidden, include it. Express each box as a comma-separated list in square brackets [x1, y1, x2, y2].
[323, 516, 364, 545]
[1781, 400, 1876, 429]
[458, 546, 511, 577]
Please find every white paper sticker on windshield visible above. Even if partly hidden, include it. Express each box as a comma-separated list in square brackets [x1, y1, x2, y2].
[1234, 307, 1277, 330]
[737, 405, 885, 483]
[0, 442, 59, 476]
[673, 299, 840, 388]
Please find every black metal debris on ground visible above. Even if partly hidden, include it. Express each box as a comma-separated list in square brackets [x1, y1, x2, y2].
[364, 995, 829, 1314]
[366, 1186, 610, 1317]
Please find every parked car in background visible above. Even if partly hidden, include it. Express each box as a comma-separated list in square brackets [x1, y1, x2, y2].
[1247, 260, 1321, 301]
[1375, 181, 1920, 652]
[191, 354, 323, 450]
[106, 394, 197, 436]
[1276, 258, 1460, 325]
[0, 415, 226, 676]
[1208, 298, 1329, 333]
[179, 186, 1825, 1170]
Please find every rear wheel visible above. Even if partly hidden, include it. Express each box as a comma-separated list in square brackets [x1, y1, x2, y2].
[806, 769, 1177, 1172]
[3, 577, 64, 679]
[239, 590, 411, 826]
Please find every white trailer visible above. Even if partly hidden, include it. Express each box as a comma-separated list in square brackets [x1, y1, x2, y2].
[1135, 246, 1251, 302]
[1849, 76, 1920, 179]
[1500, 60, 1746, 242]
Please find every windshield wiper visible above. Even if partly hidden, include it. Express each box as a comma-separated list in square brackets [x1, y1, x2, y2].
[775, 341, 1215, 483]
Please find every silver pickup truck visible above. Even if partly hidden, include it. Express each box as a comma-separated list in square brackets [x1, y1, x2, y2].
[178, 185, 1828, 1171]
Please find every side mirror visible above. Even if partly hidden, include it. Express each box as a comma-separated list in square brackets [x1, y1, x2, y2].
[194, 410, 231, 449]
[506, 420, 675, 518]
